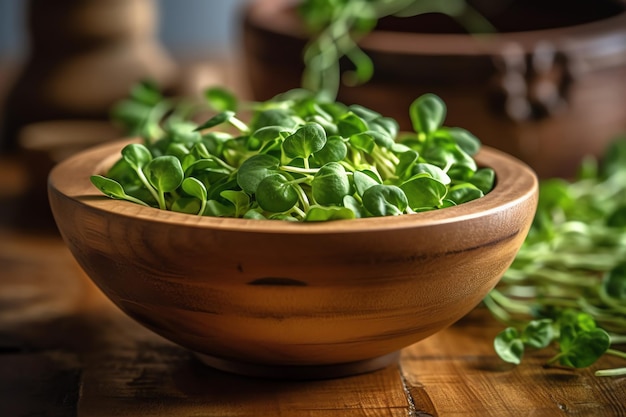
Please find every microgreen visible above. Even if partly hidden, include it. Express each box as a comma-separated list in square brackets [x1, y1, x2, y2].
[486, 135, 626, 376]
[93, 84, 493, 222]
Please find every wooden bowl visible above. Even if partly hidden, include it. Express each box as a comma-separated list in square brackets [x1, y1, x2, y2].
[48, 139, 538, 379]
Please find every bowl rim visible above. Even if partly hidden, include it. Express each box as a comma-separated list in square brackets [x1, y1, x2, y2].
[48, 138, 538, 234]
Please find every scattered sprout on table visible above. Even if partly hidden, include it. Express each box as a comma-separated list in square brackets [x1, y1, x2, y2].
[487, 136, 626, 376]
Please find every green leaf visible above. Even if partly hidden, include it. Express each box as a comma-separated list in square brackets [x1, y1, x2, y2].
[251, 126, 288, 145]
[494, 327, 524, 365]
[400, 175, 447, 209]
[236, 154, 280, 194]
[362, 184, 408, 216]
[89, 175, 149, 207]
[447, 183, 484, 205]
[181, 177, 207, 215]
[521, 319, 554, 349]
[557, 328, 610, 368]
[283, 123, 327, 160]
[171, 197, 201, 214]
[251, 108, 300, 131]
[146, 156, 184, 193]
[370, 117, 399, 140]
[204, 87, 238, 112]
[600, 135, 626, 178]
[304, 205, 356, 221]
[165, 120, 202, 145]
[603, 263, 626, 301]
[410, 93, 446, 136]
[121, 143, 152, 171]
[312, 135, 348, 164]
[182, 177, 207, 201]
[312, 162, 351, 205]
[129, 79, 162, 106]
[204, 199, 236, 217]
[220, 190, 251, 218]
[395, 150, 419, 180]
[353, 170, 381, 197]
[256, 174, 299, 213]
[411, 163, 451, 185]
[195, 111, 236, 131]
[243, 209, 267, 220]
[469, 168, 496, 194]
[349, 132, 376, 154]
[607, 205, 626, 228]
[337, 111, 369, 137]
[439, 127, 481, 156]
[342, 195, 366, 218]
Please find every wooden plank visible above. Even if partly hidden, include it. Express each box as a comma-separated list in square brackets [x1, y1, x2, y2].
[0, 352, 80, 417]
[78, 343, 412, 417]
[1, 229, 624, 416]
[400, 313, 626, 417]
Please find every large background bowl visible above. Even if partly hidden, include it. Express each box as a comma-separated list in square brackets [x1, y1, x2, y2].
[48, 139, 538, 379]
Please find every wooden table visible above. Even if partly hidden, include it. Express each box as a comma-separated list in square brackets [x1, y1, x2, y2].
[0, 158, 624, 416]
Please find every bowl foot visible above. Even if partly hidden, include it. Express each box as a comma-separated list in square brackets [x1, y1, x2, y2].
[194, 351, 401, 380]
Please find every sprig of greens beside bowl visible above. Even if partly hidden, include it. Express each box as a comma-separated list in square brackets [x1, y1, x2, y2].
[90, 82, 494, 221]
[487, 137, 626, 377]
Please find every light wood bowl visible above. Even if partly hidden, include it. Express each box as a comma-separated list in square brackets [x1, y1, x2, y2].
[48, 139, 538, 379]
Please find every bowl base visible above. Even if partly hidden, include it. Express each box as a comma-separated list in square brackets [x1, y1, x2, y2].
[194, 351, 401, 380]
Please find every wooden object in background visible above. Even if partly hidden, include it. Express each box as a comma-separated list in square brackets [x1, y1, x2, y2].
[0, 0, 178, 153]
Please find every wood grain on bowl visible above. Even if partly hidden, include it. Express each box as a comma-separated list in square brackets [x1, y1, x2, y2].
[48, 139, 538, 378]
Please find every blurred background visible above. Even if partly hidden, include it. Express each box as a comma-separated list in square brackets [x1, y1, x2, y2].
[0, 0, 251, 63]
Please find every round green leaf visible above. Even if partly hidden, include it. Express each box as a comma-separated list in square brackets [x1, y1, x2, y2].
[121, 143, 152, 171]
[470, 168, 496, 194]
[412, 163, 451, 185]
[312, 162, 351, 205]
[282, 123, 327, 160]
[256, 174, 299, 213]
[447, 183, 484, 205]
[195, 110, 236, 131]
[410, 93, 446, 135]
[236, 154, 280, 194]
[304, 205, 356, 221]
[521, 319, 555, 349]
[182, 177, 207, 201]
[400, 175, 447, 209]
[337, 112, 368, 137]
[558, 328, 610, 368]
[353, 170, 381, 197]
[204, 87, 238, 112]
[145, 156, 184, 193]
[362, 184, 408, 217]
[494, 327, 524, 365]
[439, 127, 481, 156]
[312, 135, 348, 164]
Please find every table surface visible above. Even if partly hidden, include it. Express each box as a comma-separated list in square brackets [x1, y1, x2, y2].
[0, 155, 625, 417]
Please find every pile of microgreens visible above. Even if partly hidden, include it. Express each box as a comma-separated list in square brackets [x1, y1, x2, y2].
[486, 137, 626, 376]
[90, 81, 494, 221]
